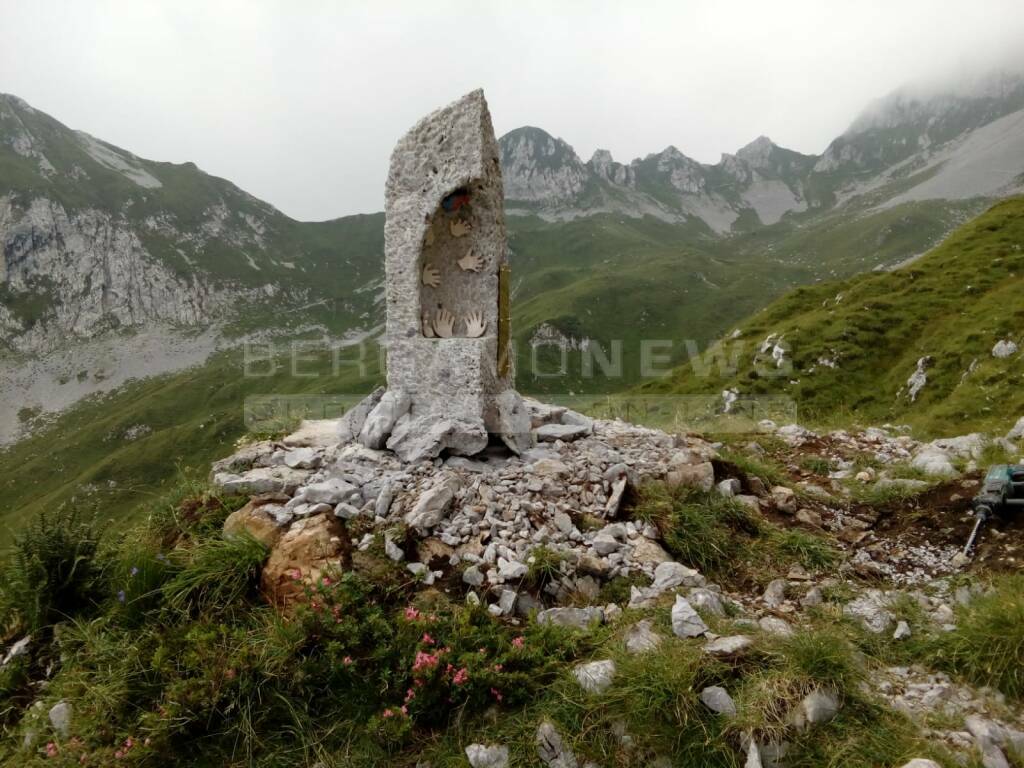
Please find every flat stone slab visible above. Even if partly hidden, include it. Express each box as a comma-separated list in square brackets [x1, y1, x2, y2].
[282, 419, 340, 448]
[534, 423, 591, 442]
[703, 635, 753, 656]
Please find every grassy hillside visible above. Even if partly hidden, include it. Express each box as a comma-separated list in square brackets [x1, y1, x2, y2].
[0, 348, 383, 545]
[508, 200, 981, 396]
[641, 197, 1024, 436]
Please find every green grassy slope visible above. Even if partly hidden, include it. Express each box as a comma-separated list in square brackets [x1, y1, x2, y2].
[0, 348, 383, 545]
[507, 199, 981, 396]
[642, 197, 1024, 436]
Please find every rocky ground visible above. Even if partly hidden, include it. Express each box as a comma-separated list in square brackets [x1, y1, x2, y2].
[208, 400, 1024, 768]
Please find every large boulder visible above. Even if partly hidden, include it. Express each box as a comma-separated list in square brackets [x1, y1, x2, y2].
[222, 495, 291, 547]
[387, 415, 488, 462]
[261, 515, 350, 604]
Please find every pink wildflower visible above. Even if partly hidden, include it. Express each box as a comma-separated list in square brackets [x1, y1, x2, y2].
[342, 656, 353, 666]
[421, 632, 435, 645]
[404, 688, 416, 704]
[404, 606, 421, 621]
[491, 687, 504, 702]
[512, 636, 525, 648]
[452, 667, 469, 685]
[382, 708, 394, 719]
[412, 650, 440, 672]
[46, 742, 58, 758]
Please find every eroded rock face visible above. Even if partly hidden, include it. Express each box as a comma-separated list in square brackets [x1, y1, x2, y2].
[222, 494, 290, 547]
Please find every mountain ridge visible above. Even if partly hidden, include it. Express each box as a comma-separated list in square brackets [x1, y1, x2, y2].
[499, 72, 1024, 232]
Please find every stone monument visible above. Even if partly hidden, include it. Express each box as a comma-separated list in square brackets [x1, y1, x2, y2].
[341, 89, 532, 462]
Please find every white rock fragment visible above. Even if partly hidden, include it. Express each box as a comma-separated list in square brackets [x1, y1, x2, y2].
[573, 659, 616, 694]
[671, 595, 709, 638]
[624, 620, 663, 654]
[699, 686, 737, 716]
[703, 635, 753, 656]
[465, 743, 510, 768]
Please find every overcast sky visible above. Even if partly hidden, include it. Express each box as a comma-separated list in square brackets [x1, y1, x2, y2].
[2, 0, 1023, 221]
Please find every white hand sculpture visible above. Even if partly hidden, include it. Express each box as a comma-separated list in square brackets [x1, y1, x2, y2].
[421, 264, 441, 288]
[421, 312, 436, 337]
[464, 311, 487, 338]
[450, 219, 472, 238]
[433, 308, 455, 338]
[457, 250, 484, 273]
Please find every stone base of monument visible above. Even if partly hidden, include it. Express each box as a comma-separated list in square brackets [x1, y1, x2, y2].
[335, 384, 534, 463]
[213, 397, 720, 613]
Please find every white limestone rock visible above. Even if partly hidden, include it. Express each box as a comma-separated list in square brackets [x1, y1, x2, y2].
[992, 339, 1019, 358]
[652, 561, 705, 591]
[359, 389, 411, 449]
[387, 415, 489, 463]
[625, 619, 663, 654]
[336, 387, 385, 443]
[703, 635, 753, 656]
[535, 423, 591, 443]
[537, 606, 604, 629]
[573, 659, 616, 694]
[671, 595, 708, 638]
[700, 686, 737, 716]
[465, 744, 509, 768]
[405, 475, 460, 531]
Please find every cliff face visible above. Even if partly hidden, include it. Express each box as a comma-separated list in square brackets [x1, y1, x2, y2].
[0, 195, 254, 353]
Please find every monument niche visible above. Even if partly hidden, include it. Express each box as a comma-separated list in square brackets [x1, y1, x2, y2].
[347, 89, 532, 463]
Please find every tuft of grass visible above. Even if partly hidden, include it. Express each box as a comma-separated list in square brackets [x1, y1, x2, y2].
[635, 481, 840, 582]
[634, 483, 760, 574]
[766, 527, 839, 571]
[525, 545, 565, 591]
[931, 574, 1024, 701]
[718, 447, 791, 488]
[162, 533, 269, 614]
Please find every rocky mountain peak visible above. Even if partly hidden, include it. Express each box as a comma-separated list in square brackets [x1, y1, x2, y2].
[498, 126, 588, 204]
[735, 135, 777, 168]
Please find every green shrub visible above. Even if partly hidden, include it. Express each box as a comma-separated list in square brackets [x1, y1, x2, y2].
[0, 507, 107, 631]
